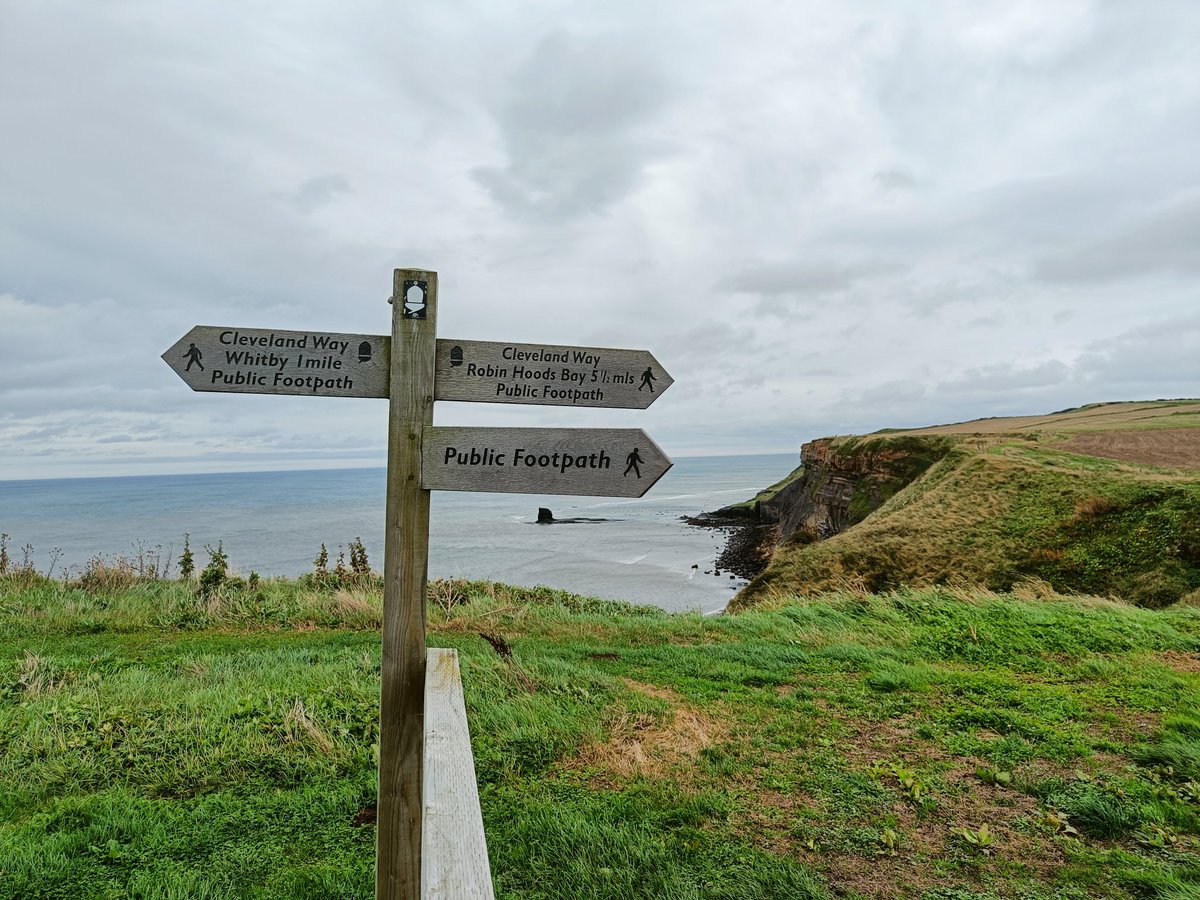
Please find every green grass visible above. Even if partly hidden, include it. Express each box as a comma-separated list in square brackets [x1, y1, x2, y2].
[1, 576, 1200, 897]
[741, 444, 1200, 608]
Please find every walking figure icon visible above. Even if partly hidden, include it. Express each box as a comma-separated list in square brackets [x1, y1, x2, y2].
[184, 343, 204, 372]
[638, 367, 656, 393]
[624, 447, 643, 478]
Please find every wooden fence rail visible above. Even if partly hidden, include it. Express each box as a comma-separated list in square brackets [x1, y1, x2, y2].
[421, 648, 494, 898]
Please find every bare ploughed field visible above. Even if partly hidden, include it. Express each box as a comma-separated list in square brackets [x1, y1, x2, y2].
[887, 400, 1200, 436]
[1057, 428, 1200, 470]
[874, 400, 1200, 470]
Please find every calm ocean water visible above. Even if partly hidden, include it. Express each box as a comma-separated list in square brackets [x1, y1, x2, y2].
[0, 454, 796, 614]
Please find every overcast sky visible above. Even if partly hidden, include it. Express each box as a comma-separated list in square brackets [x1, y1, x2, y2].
[2, 0, 1198, 480]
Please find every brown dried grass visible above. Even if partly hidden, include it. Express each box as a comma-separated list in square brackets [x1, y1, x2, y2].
[282, 698, 335, 755]
[1073, 495, 1115, 521]
[16, 651, 62, 696]
[331, 589, 380, 620]
[565, 679, 726, 785]
[1153, 650, 1200, 675]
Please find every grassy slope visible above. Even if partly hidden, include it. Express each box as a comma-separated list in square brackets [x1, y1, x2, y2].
[2, 576, 1200, 899]
[740, 403, 1200, 610]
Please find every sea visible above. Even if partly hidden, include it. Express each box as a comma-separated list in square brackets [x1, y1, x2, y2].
[0, 454, 796, 615]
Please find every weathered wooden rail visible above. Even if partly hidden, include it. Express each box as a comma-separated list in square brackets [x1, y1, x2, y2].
[421, 649, 494, 899]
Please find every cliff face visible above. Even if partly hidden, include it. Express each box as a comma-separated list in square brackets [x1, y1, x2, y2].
[734, 402, 1200, 611]
[758, 435, 955, 543]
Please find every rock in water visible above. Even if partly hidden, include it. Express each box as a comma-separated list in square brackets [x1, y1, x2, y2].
[537, 507, 555, 524]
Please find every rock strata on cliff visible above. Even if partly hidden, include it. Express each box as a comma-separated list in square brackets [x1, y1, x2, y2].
[748, 435, 955, 545]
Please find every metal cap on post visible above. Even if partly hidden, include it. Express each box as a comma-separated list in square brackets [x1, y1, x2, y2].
[378, 269, 438, 900]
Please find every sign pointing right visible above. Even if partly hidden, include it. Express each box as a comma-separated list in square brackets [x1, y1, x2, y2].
[422, 426, 672, 497]
[434, 339, 672, 409]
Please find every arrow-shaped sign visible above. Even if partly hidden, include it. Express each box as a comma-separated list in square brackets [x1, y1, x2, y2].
[164, 328, 672, 410]
[434, 339, 672, 409]
[162, 326, 390, 398]
[422, 427, 672, 497]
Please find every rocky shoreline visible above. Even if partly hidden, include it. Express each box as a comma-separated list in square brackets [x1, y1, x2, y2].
[683, 513, 780, 581]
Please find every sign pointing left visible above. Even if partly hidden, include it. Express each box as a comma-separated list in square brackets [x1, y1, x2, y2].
[162, 325, 390, 398]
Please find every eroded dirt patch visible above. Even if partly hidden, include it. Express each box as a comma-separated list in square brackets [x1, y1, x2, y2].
[760, 761, 1060, 899]
[562, 679, 727, 785]
[1155, 650, 1200, 675]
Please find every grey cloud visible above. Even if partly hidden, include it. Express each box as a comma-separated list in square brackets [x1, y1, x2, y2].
[938, 360, 1072, 395]
[473, 30, 675, 220]
[657, 321, 760, 360]
[659, 335, 758, 401]
[915, 174, 1152, 261]
[848, 357, 1082, 433]
[901, 277, 1014, 316]
[860, 380, 927, 406]
[722, 261, 862, 297]
[2, 3, 1200, 477]
[718, 259, 907, 318]
[282, 175, 352, 213]
[966, 313, 1004, 328]
[1035, 191, 1200, 284]
[1075, 314, 1200, 390]
[874, 167, 918, 192]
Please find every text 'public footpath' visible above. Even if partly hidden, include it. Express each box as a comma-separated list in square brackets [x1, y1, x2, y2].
[168, 329, 379, 396]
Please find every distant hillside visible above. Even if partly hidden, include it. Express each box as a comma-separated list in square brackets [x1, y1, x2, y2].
[733, 401, 1200, 610]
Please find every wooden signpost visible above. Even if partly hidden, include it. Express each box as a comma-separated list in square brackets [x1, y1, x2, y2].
[163, 269, 674, 900]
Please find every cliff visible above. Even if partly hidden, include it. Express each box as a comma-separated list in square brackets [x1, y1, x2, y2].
[731, 401, 1200, 610]
[744, 435, 955, 544]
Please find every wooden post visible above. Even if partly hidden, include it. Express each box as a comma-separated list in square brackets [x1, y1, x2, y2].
[378, 268, 438, 899]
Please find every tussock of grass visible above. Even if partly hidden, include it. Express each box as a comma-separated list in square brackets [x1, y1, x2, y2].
[1045, 783, 1143, 838]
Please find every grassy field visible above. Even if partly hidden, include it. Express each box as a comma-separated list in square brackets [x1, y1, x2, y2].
[882, 400, 1200, 436]
[741, 424, 1200, 610]
[2, 572, 1200, 898]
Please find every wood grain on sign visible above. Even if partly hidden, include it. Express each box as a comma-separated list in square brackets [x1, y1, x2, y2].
[161, 326, 390, 398]
[433, 339, 672, 408]
[421, 649, 494, 899]
[422, 426, 672, 497]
